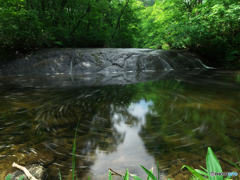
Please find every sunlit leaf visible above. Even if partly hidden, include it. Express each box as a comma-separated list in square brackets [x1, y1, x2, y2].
[181, 165, 205, 180]
[206, 147, 223, 180]
[124, 169, 129, 180]
[140, 165, 157, 180]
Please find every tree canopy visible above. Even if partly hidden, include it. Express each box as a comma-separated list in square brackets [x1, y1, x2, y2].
[0, 0, 239, 67]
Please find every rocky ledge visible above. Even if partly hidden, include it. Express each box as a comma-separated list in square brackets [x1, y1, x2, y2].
[0, 48, 210, 76]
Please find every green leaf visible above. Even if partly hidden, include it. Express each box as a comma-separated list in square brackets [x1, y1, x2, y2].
[181, 165, 205, 180]
[147, 167, 153, 180]
[206, 147, 223, 180]
[108, 170, 113, 180]
[124, 169, 129, 180]
[5, 175, 12, 180]
[17, 175, 25, 180]
[72, 121, 80, 180]
[195, 169, 208, 176]
[157, 162, 160, 180]
[59, 169, 62, 180]
[132, 175, 142, 180]
[200, 166, 208, 173]
[88, 174, 91, 180]
[140, 165, 157, 180]
[224, 159, 240, 170]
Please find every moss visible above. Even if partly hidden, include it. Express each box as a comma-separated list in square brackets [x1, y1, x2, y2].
[91, 53, 103, 65]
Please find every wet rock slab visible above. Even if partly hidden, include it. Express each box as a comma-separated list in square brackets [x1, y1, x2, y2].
[0, 48, 206, 76]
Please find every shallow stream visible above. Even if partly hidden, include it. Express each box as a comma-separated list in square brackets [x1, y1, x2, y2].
[0, 69, 240, 179]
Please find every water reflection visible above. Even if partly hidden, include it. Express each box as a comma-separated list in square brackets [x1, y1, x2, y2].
[0, 71, 240, 179]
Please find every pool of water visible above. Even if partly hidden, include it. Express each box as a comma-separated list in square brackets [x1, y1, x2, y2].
[0, 69, 240, 179]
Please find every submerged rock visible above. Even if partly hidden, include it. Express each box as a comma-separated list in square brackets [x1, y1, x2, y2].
[0, 48, 208, 76]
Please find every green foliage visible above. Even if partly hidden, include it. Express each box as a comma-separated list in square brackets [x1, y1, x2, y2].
[1, 0, 239, 67]
[135, 0, 240, 68]
[0, 0, 142, 59]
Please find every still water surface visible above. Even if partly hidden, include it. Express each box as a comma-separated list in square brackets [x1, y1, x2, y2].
[0, 70, 240, 179]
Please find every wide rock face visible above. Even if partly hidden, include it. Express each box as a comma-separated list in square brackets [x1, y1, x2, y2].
[0, 48, 207, 76]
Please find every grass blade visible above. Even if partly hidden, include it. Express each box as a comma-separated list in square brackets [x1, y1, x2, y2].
[124, 169, 129, 180]
[59, 169, 62, 180]
[140, 165, 157, 180]
[132, 175, 142, 180]
[200, 166, 208, 173]
[157, 162, 159, 180]
[108, 170, 113, 180]
[235, 149, 240, 166]
[206, 147, 223, 180]
[181, 165, 205, 180]
[147, 167, 153, 180]
[224, 159, 240, 170]
[195, 169, 208, 176]
[88, 174, 91, 180]
[72, 121, 80, 180]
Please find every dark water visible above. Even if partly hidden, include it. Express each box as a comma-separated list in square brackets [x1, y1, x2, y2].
[0, 70, 240, 180]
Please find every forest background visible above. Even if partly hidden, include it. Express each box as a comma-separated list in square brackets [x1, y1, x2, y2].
[0, 0, 240, 68]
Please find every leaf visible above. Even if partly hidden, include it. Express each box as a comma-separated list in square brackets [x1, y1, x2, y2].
[5, 175, 12, 180]
[157, 162, 160, 180]
[88, 174, 91, 180]
[195, 169, 208, 176]
[206, 147, 223, 180]
[17, 175, 25, 180]
[132, 175, 142, 180]
[224, 159, 240, 170]
[140, 165, 157, 180]
[108, 170, 113, 180]
[72, 121, 80, 180]
[147, 167, 153, 180]
[181, 165, 205, 180]
[59, 169, 62, 180]
[200, 166, 208, 173]
[124, 169, 129, 180]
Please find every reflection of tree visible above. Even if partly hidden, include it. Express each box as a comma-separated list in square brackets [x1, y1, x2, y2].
[135, 80, 240, 158]
[111, 105, 139, 126]
[0, 84, 139, 179]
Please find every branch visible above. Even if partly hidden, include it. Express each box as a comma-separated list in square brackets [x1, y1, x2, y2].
[12, 162, 38, 180]
[108, 167, 139, 178]
[55, 0, 68, 26]
[70, 5, 91, 35]
[112, 0, 129, 39]
[28, 0, 34, 9]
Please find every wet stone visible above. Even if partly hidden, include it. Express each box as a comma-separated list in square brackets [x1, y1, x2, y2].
[18, 146, 31, 154]
[168, 165, 183, 176]
[26, 149, 55, 166]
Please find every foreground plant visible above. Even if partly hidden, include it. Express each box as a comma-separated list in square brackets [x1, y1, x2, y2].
[108, 163, 168, 180]
[110, 147, 239, 180]
[181, 147, 238, 180]
[5, 174, 25, 180]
